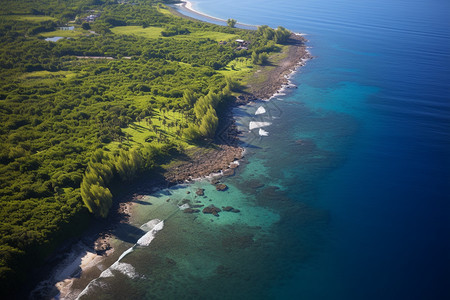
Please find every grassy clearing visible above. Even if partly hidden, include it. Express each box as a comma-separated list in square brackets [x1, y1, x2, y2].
[219, 57, 254, 85]
[245, 45, 289, 88]
[156, 5, 173, 16]
[3, 15, 57, 22]
[108, 108, 194, 151]
[111, 25, 238, 42]
[111, 26, 164, 39]
[18, 70, 76, 86]
[173, 31, 238, 42]
[20, 70, 75, 79]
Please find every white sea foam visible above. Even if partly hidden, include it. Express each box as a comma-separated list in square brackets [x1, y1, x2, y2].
[179, 203, 190, 210]
[99, 261, 140, 279]
[76, 219, 164, 299]
[255, 106, 266, 115]
[112, 262, 139, 279]
[76, 280, 109, 299]
[140, 219, 162, 231]
[99, 268, 114, 278]
[117, 246, 135, 262]
[136, 220, 164, 246]
[259, 129, 269, 136]
[249, 121, 272, 130]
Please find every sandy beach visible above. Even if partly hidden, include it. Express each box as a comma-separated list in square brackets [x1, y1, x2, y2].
[174, 0, 258, 29]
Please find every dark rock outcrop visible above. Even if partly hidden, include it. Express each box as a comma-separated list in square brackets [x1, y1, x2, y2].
[215, 184, 228, 191]
[196, 188, 205, 196]
[202, 205, 221, 216]
[222, 206, 240, 213]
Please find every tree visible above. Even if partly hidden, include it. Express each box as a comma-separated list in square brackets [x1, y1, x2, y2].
[259, 53, 269, 65]
[198, 107, 218, 138]
[274, 26, 291, 44]
[227, 18, 237, 28]
[183, 89, 196, 107]
[251, 51, 259, 64]
[82, 22, 91, 30]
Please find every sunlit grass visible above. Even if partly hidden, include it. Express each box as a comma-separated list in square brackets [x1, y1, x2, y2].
[219, 57, 254, 85]
[111, 25, 238, 42]
[156, 5, 172, 16]
[244, 45, 289, 89]
[173, 31, 238, 42]
[39, 29, 88, 38]
[108, 108, 194, 151]
[4, 15, 57, 22]
[111, 26, 164, 39]
[18, 70, 76, 86]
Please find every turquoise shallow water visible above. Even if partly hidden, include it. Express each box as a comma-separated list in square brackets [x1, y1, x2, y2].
[77, 0, 450, 299]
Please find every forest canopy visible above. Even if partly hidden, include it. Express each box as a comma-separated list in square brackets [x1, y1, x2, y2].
[0, 0, 289, 296]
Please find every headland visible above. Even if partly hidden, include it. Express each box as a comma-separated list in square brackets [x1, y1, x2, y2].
[30, 3, 311, 299]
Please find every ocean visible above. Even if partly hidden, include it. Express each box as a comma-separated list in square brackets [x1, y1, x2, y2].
[76, 0, 450, 299]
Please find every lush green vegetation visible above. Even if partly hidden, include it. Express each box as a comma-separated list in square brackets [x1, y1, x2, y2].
[0, 0, 292, 296]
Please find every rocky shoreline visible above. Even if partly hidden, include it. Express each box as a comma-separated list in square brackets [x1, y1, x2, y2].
[247, 33, 312, 100]
[31, 25, 310, 300]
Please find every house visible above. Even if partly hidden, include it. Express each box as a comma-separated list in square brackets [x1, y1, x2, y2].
[82, 13, 101, 22]
[235, 39, 250, 50]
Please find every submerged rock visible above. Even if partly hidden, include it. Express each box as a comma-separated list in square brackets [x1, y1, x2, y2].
[191, 204, 204, 208]
[215, 184, 228, 191]
[246, 179, 265, 189]
[184, 208, 200, 214]
[202, 205, 221, 216]
[223, 168, 235, 177]
[211, 178, 221, 185]
[222, 206, 240, 213]
[196, 188, 205, 196]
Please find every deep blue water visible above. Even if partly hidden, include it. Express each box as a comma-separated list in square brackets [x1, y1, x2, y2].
[187, 1, 450, 298]
[75, 0, 450, 299]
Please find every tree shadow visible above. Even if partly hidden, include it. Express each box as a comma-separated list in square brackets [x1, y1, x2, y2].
[112, 222, 147, 244]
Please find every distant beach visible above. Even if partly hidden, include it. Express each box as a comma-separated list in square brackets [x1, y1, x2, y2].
[174, 0, 258, 30]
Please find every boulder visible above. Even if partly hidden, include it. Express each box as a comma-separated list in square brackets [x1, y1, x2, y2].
[196, 188, 205, 196]
[202, 205, 221, 217]
[191, 204, 204, 208]
[215, 184, 228, 191]
[222, 206, 240, 213]
[211, 178, 221, 185]
[223, 168, 235, 177]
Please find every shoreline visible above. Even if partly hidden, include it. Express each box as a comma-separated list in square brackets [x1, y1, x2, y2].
[173, 0, 258, 30]
[30, 4, 311, 299]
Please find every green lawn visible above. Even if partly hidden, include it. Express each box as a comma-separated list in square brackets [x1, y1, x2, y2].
[219, 57, 254, 84]
[3, 15, 57, 22]
[111, 26, 165, 39]
[111, 25, 238, 42]
[156, 5, 173, 16]
[173, 31, 238, 42]
[18, 70, 76, 86]
[108, 108, 194, 151]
